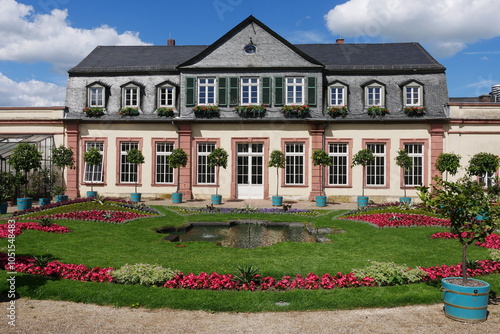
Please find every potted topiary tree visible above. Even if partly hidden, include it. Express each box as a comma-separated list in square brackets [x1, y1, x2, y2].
[83, 147, 103, 198]
[395, 149, 413, 203]
[467, 152, 500, 186]
[207, 147, 228, 205]
[268, 150, 286, 206]
[32, 168, 58, 206]
[0, 171, 16, 214]
[51, 145, 75, 202]
[351, 149, 375, 207]
[168, 148, 188, 204]
[8, 142, 42, 210]
[311, 149, 332, 207]
[435, 152, 461, 181]
[126, 148, 145, 202]
[429, 175, 499, 322]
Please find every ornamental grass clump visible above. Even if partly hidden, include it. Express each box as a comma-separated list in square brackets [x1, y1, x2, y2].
[352, 261, 425, 286]
[112, 263, 179, 287]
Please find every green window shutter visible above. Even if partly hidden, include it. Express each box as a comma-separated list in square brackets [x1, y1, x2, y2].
[218, 77, 228, 106]
[186, 77, 196, 107]
[262, 77, 271, 106]
[274, 77, 284, 106]
[307, 76, 317, 106]
[229, 77, 239, 106]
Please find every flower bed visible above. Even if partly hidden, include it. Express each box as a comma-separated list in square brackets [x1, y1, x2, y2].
[432, 232, 500, 250]
[340, 213, 450, 228]
[168, 206, 325, 217]
[0, 222, 69, 238]
[37, 210, 151, 223]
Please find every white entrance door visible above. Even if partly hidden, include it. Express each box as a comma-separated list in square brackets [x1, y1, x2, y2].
[237, 143, 264, 199]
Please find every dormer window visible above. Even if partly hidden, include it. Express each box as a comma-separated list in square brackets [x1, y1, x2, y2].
[122, 83, 140, 108]
[365, 83, 385, 107]
[158, 85, 175, 108]
[404, 82, 423, 106]
[87, 84, 106, 108]
[328, 83, 347, 106]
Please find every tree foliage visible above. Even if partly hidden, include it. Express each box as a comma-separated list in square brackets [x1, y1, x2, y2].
[8, 143, 43, 197]
[467, 152, 500, 177]
[435, 153, 461, 179]
[268, 150, 285, 197]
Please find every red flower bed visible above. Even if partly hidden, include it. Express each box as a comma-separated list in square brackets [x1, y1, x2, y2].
[0, 253, 113, 283]
[432, 232, 500, 250]
[38, 210, 150, 223]
[421, 260, 500, 281]
[0, 222, 70, 238]
[340, 213, 450, 228]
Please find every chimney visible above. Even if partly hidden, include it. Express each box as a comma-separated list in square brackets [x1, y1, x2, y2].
[167, 39, 176, 46]
[336, 38, 344, 44]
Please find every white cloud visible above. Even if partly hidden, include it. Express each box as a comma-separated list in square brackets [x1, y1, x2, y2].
[325, 0, 500, 57]
[0, 0, 149, 73]
[288, 31, 327, 44]
[0, 72, 65, 106]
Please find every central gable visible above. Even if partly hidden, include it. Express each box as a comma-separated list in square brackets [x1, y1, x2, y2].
[179, 16, 323, 69]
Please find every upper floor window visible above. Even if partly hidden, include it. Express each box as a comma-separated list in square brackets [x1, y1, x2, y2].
[198, 78, 216, 105]
[286, 77, 304, 105]
[158, 85, 175, 108]
[122, 84, 140, 108]
[404, 83, 423, 106]
[88, 85, 105, 108]
[241, 78, 259, 105]
[329, 84, 346, 106]
[365, 84, 385, 107]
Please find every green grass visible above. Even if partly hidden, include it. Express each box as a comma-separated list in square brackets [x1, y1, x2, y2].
[1, 202, 498, 311]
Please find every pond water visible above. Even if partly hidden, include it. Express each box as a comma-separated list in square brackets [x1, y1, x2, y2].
[175, 222, 317, 249]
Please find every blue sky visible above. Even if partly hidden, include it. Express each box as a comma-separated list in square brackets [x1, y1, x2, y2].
[1, 0, 500, 106]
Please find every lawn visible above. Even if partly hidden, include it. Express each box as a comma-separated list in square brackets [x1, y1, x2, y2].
[1, 199, 498, 312]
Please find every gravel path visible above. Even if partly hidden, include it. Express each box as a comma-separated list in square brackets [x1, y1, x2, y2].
[4, 298, 499, 333]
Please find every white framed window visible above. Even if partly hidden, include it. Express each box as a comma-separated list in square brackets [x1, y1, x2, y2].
[197, 142, 216, 184]
[479, 172, 496, 187]
[84, 142, 104, 183]
[366, 143, 386, 186]
[122, 85, 140, 108]
[404, 84, 422, 106]
[88, 85, 105, 107]
[198, 78, 216, 105]
[365, 85, 384, 107]
[155, 142, 174, 184]
[328, 143, 348, 186]
[120, 142, 139, 183]
[158, 85, 175, 108]
[241, 78, 259, 105]
[404, 143, 424, 186]
[285, 143, 305, 185]
[286, 77, 304, 105]
[329, 85, 346, 106]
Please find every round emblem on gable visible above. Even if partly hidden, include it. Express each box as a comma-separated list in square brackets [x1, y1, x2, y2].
[244, 43, 256, 54]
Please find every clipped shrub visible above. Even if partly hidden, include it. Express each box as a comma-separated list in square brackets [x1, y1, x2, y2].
[112, 263, 178, 287]
[352, 261, 424, 286]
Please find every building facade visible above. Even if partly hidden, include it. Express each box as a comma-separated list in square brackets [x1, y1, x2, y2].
[1, 16, 498, 203]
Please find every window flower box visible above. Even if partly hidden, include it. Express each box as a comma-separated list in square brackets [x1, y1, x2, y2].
[193, 105, 219, 118]
[118, 107, 140, 116]
[156, 107, 175, 117]
[82, 107, 104, 117]
[367, 106, 389, 118]
[281, 105, 310, 118]
[235, 105, 266, 118]
[327, 105, 349, 118]
[403, 106, 426, 117]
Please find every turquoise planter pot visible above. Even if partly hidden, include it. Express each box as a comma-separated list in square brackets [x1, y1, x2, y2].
[0, 203, 7, 214]
[39, 198, 51, 206]
[399, 197, 412, 204]
[315, 196, 327, 207]
[17, 198, 32, 211]
[442, 277, 490, 322]
[130, 193, 142, 202]
[87, 191, 98, 198]
[55, 195, 68, 203]
[357, 196, 369, 207]
[272, 196, 283, 206]
[172, 192, 182, 204]
[211, 194, 222, 205]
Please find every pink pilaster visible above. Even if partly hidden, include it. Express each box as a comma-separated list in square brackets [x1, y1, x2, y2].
[429, 123, 445, 184]
[65, 122, 80, 198]
[309, 126, 325, 200]
[178, 123, 193, 199]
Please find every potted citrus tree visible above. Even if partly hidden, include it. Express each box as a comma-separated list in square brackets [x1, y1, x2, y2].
[207, 147, 228, 205]
[395, 149, 413, 203]
[429, 175, 499, 322]
[32, 168, 58, 206]
[268, 150, 286, 206]
[83, 147, 102, 198]
[51, 145, 75, 202]
[168, 148, 188, 204]
[0, 171, 16, 214]
[126, 148, 145, 202]
[351, 148, 375, 207]
[435, 152, 461, 181]
[311, 149, 332, 207]
[8, 143, 42, 210]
